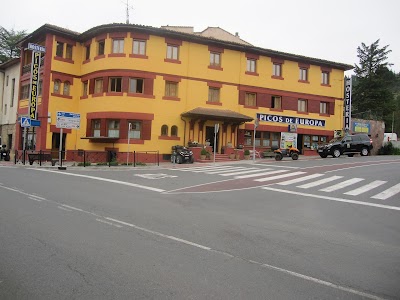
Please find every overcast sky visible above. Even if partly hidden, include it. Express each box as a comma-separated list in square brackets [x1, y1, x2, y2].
[3, 0, 399, 74]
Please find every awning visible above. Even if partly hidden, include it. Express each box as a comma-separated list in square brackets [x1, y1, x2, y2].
[181, 107, 253, 123]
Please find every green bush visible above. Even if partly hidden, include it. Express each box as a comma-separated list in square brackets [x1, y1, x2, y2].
[135, 162, 146, 166]
[378, 142, 400, 155]
[200, 148, 208, 155]
[77, 161, 91, 166]
[244, 149, 250, 155]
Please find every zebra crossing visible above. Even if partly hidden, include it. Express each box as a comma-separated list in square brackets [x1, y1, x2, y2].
[169, 165, 400, 201]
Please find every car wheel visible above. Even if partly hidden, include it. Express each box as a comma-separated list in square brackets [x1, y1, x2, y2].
[291, 153, 299, 160]
[361, 147, 369, 156]
[332, 148, 341, 158]
[319, 153, 328, 158]
[347, 154, 354, 157]
[189, 156, 194, 163]
[176, 156, 183, 164]
[275, 153, 283, 161]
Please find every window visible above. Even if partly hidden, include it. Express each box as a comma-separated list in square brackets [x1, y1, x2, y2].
[303, 135, 327, 149]
[128, 120, 141, 139]
[109, 77, 122, 92]
[129, 78, 144, 93]
[246, 59, 256, 73]
[6, 75, 9, 86]
[107, 120, 120, 137]
[165, 81, 178, 97]
[320, 102, 328, 114]
[246, 131, 280, 147]
[63, 81, 70, 96]
[245, 92, 257, 106]
[112, 39, 124, 53]
[92, 119, 101, 137]
[161, 125, 168, 136]
[271, 96, 281, 109]
[10, 78, 15, 107]
[171, 125, 178, 137]
[273, 63, 282, 77]
[82, 81, 88, 96]
[94, 78, 103, 94]
[54, 80, 61, 94]
[98, 40, 105, 55]
[298, 99, 307, 112]
[4, 104, 7, 115]
[210, 52, 221, 67]
[322, 71, 329, 85]
[21, 85, 29, 99]
[133, 40, 146, 55]
[85, 44, 90, 60]
[66, 44, 73, 59]
[208, 87, 220, 103]
[56, 42, 64, 57]
[299, 68, 308, 81]
[166, 45, 179, 60]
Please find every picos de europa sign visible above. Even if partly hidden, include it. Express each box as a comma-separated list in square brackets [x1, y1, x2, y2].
[28, 43, 46, 120]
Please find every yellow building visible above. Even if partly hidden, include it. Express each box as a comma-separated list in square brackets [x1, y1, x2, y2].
[16, 23, 352, 162]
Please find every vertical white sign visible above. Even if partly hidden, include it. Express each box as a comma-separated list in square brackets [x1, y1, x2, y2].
[344, 77, 352, 132]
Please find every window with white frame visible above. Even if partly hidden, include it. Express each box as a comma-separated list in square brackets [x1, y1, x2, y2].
[56, 42, 64, 57]
[21, 85, 29, 99]
[98, 40, 105, 55]
[107, 120, 120, 137]
[273, 63, 282, 77]
[133, 39, 146, 55]
[54, 80, 61, 94]
[109, 77, 122, 92]
[66, 44, 73, 59]
[245, 92, 257, 106]
[271, 96, 282, 109]
[210, 52, 221, 67]
[161, 125, 168, 136]
[320, 102, 328, 114]
[165, 81, 178, 97]
[166, 44, 179, 60]
[298, 99, 307, 112]
[128, 120, 141, 139]
[92, 119, 101, 137]
[299, 68, 308, 81]
[208, 87, 220, 103]
[246, 58, 256, 73]
[63, 81, 70, 96]
[85, 44, 90, 60]
[94, 78, 103, 94]
[171, 125, 178, 137]
[82, 81, 88, 96]
[322, 71, 329, 85]
[112, 39, 124, 53]
[129, 78, 144, 93]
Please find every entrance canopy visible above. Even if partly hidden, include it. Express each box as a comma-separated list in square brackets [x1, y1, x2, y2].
[181, 107, 253, 123]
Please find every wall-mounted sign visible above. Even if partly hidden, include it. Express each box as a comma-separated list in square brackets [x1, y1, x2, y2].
[257, 113, 325, 127]
[29, 51, 42, 120]
[353, 121, 370, 133]
[344, 77, 352, 131]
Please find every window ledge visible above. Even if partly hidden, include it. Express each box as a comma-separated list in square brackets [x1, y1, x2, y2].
[54, 56, 74, 64]
[319, 113, 330, 117]
[129, 54, 148, 59]
[83, 59, 90, 64]
[51, 93, 72, 99]
[298, 80, 310, 84]
[297, 111, 309, 115]
[158, 136, 180, 140]
[118, 138, 144, 144]
[108, 53, 126, 58]
[80, 95, 89, 100]
[271, 75, 284, 80]
[127, 93, 155, 99]
[106, 92, 123, 96]
[245, 71, 259, 76]
[162, 96, 180, 101]
[208, 65, 223, 71]
[244, 105, 259, 109]
[270, 108, 283, 112]
[206, 101, 222, 106]
[321, 83, 331, 87]
[92, 93, 104, 97]
[94, 55, 105, 60]
[164, 58, 181, 64]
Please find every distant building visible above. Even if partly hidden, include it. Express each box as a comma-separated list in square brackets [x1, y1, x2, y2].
[15, 23, 352, 161]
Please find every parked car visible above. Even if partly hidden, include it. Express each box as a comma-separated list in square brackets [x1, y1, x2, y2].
[171, 145, 194, 164]
[316, 134, 373, 158]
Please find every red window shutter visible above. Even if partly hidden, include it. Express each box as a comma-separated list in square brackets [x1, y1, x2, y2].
[144, 78, 154, 95]
[257, 93, 269, 108]
[239, 90, 245, 105]
[282, 96, 297, 111]
[86, 119, 91, 137]
[237, 129, 245, 146]
[329, 102, 334, 115]
[89, 79, 95, 94]
[122, 77, 129, 93]
[142, 120, 152, 140]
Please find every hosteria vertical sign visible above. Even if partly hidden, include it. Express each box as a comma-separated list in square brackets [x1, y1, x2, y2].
[28, 43, 46, 120]
[344, 77, 352, 132]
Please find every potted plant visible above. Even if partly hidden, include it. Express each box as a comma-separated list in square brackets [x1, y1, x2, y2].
[200, 148, 208, 160]
[244, 149, 250, 160]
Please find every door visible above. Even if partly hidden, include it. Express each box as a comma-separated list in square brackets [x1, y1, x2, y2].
[206, 126, 219, 152]
[51, 132, 66, 159]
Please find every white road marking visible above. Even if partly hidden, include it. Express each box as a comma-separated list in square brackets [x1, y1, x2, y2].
[235, 169, 287, 179]
[262, 186, 400, 211]
[344, 180, 387, 196]
[325, 161, 400, 173]
[319, 178, 364, 192]
[192, 166, 235, 173]
[205, 167, 249, 174]
[34, 169, 165, 192]
[371, 183, 400, 200]
[29, 196, 42, 202]
[62, 204, 85, 212]
[254, 171, 307, 182]
[253, 163, 299, 169]
[220, 168, 264, 176]
[173, 165, 234, 171]
[297, 176, 343, 189]
[276, 173, 324, 186]
[0, 185, 48, 201]
[58, 206, 72, 212]
[96, 218, 123, 228]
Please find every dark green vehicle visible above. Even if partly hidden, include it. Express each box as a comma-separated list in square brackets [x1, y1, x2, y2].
[316, 134, 373, 158]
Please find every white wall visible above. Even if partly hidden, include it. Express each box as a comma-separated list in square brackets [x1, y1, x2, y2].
[1, 62, 20, 126]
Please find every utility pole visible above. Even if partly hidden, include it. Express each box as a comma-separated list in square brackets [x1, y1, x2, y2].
[123, 0, 134, 24]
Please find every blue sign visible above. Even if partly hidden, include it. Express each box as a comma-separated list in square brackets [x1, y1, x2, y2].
[353, 121, 370, 133]
[257, 113, 326, 127]
[56, 111, 81, 129]
[21, 117, 31, 128]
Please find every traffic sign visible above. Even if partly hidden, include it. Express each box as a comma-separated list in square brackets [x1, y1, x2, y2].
[56, 111, 81, 129]
[21, 117, 31, 128]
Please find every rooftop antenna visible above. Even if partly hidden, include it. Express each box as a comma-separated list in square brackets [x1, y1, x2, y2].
[121, 0, 134, 24]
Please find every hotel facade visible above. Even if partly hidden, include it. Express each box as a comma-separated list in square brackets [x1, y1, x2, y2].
[16, 23, 352, 161]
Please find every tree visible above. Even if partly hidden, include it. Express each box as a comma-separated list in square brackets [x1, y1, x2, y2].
[352, 40, 397, 130]
[0, 26, 27, 64]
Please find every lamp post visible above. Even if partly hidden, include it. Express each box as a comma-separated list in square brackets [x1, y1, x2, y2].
[127, 122, 132, 165]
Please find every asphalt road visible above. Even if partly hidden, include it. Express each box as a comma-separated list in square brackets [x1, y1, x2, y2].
[0, 155, 399, 299]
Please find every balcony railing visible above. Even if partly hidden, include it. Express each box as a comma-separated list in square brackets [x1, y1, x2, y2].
[22, 57, 45, 75]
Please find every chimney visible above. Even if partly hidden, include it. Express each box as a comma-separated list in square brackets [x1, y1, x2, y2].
[235, 32, 239, 37]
